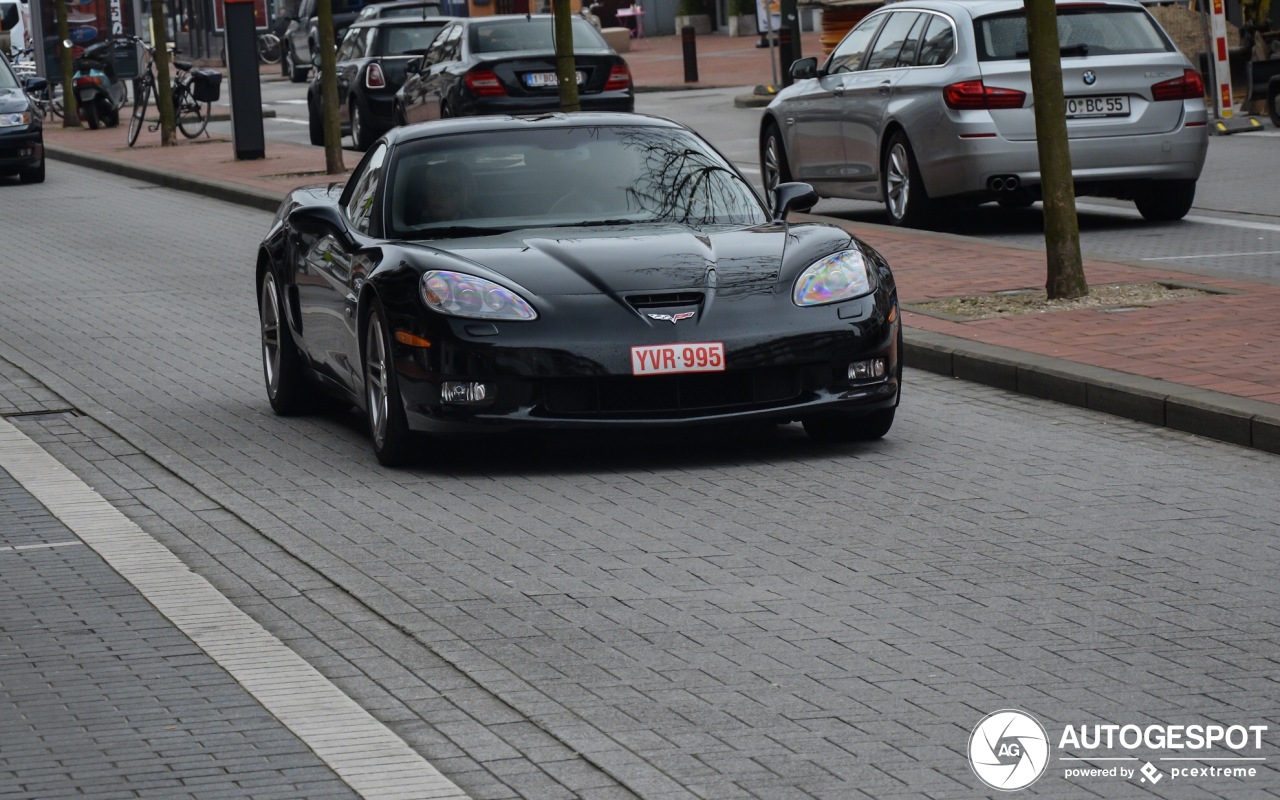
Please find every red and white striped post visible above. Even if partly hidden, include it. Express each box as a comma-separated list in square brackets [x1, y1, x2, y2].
[1208, 0, 1235, 118]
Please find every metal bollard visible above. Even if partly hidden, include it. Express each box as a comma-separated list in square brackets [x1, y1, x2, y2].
[778, 25, 794, 88]
[682, 25, 698, 83]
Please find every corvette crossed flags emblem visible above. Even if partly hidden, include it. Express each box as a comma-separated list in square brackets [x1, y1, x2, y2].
[647, 312, 696, 324]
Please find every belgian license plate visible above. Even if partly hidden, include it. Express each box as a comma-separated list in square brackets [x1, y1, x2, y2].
[631, 342, 726, 376]
[1065, 95, 1129, 118]
[524, 71, 585, 88]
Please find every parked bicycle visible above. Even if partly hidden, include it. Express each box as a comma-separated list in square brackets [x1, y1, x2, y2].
[10, 47, 61, 120]
[126, 37, 222, 146]
[258, 32, 282, 64]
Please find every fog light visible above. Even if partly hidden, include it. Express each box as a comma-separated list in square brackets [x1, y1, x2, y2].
[441, 381, 490, 404]
[848, 358, 886, 380]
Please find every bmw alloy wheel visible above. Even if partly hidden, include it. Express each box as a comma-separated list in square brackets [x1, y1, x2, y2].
[884, 141, 911, 221]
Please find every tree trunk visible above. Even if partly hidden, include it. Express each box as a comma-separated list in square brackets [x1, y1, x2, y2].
[1025, 0, 1087, 300]
[151, 0, 178, 146]
[318, 0, 345, 174]
[55, 0, 79, 127]
[553, 0, 580, 112]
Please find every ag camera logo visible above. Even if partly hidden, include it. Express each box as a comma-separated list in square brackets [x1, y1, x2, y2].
[969, 710, 1051, 791]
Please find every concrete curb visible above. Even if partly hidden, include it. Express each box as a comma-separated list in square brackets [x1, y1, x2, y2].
[904, 329, 1280, 454]
[45, 145, 1280, 456]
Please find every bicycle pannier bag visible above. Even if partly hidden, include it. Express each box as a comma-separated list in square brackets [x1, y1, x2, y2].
[191, 68, 222, 103]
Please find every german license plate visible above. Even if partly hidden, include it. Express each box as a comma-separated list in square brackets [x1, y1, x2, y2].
[631, 342, 726, 376]
[524, 71, 584, 88]
[1065, 95, 1129, 118]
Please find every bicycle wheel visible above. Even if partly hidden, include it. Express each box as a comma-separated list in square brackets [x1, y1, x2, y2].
[127, 75, 152, 147]
[175, 85, 208, 139]
[257, 32, 281, 64]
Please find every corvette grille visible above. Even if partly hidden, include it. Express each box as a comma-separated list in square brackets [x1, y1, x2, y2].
[625, 292, 703, 310]
[540, 367, 805, 416]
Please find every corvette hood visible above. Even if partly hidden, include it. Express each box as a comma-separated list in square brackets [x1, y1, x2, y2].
[399, 224, 855, 299]
[0, 88, 33, 114]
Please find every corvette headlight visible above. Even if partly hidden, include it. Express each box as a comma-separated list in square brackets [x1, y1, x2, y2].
[421, 270, 537, 321]
[0, 112, 32, 128]
[792, 249, 874, 306]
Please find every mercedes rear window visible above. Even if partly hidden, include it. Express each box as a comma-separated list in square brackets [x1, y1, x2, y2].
[975, 6, 1173, 62]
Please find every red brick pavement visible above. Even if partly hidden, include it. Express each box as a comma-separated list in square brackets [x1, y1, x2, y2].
[39, 32, 1280, 416]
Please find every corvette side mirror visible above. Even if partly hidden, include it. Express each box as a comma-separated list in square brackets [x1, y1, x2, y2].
[290, 204, 352, 245]
[772, 181, 819, 221]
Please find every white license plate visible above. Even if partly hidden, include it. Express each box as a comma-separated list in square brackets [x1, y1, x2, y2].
[1065, 95, 1130, 118]
[524, 71, 584, 88]
[631, 342, 726, 376]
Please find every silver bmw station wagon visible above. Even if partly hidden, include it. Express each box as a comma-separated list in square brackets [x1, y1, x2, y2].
[759, 0, 1210, 227]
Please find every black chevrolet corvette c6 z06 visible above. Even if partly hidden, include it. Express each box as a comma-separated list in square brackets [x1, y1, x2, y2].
[256, 112, 901, 465]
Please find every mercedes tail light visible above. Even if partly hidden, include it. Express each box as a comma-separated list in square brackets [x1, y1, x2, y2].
[943, 80, 1026, 110]
[464, 69, 506, 97]
[1151, 69, 1204, 101]
[604, 64, 632, 92]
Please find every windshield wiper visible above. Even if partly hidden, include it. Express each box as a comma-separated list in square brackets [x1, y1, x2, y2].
[557, 219, 638, 227]
[1013, 43, 1089, 58]
[414, 225, 511, 239]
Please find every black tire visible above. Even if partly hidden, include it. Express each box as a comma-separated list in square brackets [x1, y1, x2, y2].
[105, 105, 120, 128]
[308, 99, 324, 146]
[364, 305, 414, 466]
[287, 44, 309, 83]
[759, 119, 791, 195]
[259, 270, 310, 415]
[127, 80, 150, 147]
[350, 98, 373, 151]
[84, 100, 100, 130]
[1134, 179, 1196, 221]
[882, 130, 932, 228]
[176, 89, 209, 138]
[803, 408, 896, 442]
[18, 148, 45, 184]
[281, 42, 292, 77]
[1267, 77, 1280, 128]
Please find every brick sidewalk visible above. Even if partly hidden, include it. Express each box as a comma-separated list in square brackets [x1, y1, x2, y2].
[36, 30, 1280, 453]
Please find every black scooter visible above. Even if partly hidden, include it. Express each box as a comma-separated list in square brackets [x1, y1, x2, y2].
[71, 38, 129, 129]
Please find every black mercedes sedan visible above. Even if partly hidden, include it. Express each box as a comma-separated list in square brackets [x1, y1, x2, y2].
[0, 52, 45, 184]
[393, 14, 633, 125]
[307, 16, 452, 150]
[256, 113, 901, 465]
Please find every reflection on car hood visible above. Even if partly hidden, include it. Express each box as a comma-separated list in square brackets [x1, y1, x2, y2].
[407, 225, 795, 297]
[0, 88, 33, 114]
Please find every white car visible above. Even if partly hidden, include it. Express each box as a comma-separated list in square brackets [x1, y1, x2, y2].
[759, 0, 1210, 227]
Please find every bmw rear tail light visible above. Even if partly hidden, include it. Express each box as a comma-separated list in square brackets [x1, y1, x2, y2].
[1151, 68, 1204, 101]
[464, 69, 507, 97]
[366, 62, 386, 89]
[943, 80, 1026, 110]
[604, 64, 632, 91]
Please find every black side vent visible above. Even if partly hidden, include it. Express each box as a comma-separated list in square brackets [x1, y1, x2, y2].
[626, 292, 704, 310]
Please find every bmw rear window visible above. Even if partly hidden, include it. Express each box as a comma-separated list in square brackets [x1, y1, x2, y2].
[975, 6, 1173, 62]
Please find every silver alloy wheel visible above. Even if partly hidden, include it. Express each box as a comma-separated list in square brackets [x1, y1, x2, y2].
[351, 103, 363, 149]
[885, 142, 910, 221]
[763, 132, 782, 193]
[365, 314, 391, 448]
[260, 274, 283, 399]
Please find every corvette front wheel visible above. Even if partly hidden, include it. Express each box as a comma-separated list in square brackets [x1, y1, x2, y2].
[364, 305, 414, 466]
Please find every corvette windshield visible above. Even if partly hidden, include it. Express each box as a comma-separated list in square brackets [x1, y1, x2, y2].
[387, 125, 769, 238]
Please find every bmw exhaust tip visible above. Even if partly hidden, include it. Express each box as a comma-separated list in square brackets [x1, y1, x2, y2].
[988, 175, 1021, 192]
